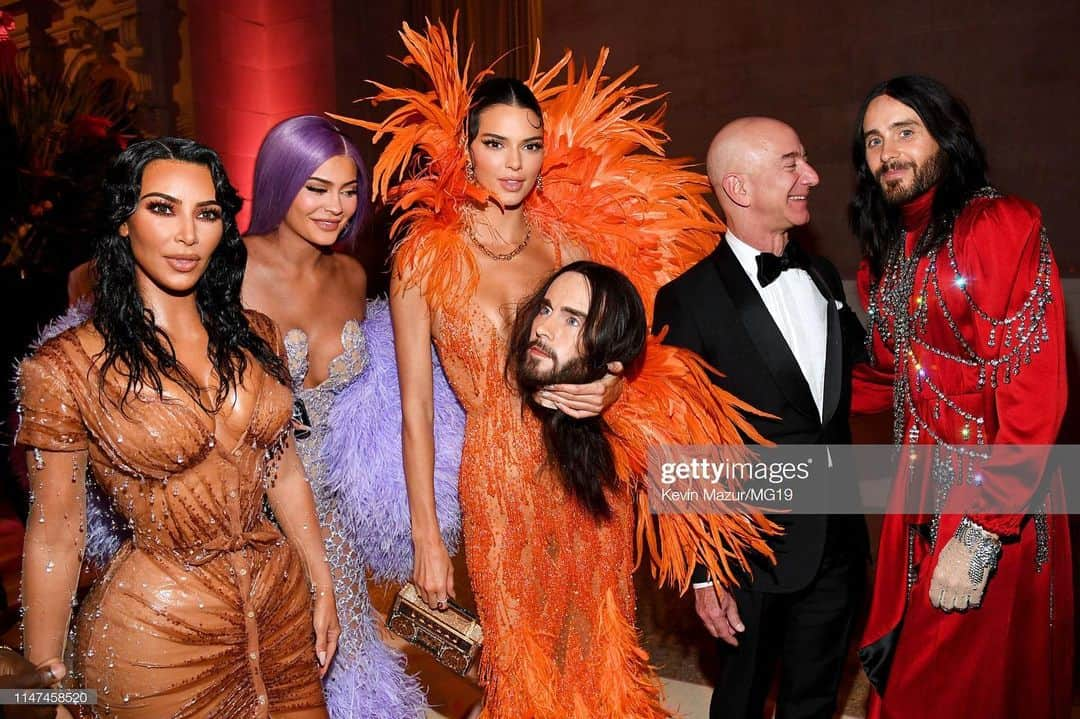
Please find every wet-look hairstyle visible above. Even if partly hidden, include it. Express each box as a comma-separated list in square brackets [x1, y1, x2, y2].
[466, 77, 544, 144]
[94, 137, 290, 411]
[507, 261, 648, 518]
[849, 75, 990, 278]
[247, 114, 370, 252]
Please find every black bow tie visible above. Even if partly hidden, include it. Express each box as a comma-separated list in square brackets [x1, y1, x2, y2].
[755, 242, 810, 288]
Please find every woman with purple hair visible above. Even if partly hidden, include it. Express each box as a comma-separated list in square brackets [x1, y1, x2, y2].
[241, 115, 465, 718]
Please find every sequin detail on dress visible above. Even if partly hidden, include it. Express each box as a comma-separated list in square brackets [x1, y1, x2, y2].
[15, 311, 324, 718]
[343, 21, 778, 718]
[284, 318, 427, 719]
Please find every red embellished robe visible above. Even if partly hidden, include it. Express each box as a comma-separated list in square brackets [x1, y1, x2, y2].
[854, 187, 1073, 719]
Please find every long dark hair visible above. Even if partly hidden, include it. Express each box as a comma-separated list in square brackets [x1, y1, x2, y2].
[466, 77, 543, 143]
[849, 75, 989, 277]
[93, 137, 290, 410]
[507, 261, 647, 518]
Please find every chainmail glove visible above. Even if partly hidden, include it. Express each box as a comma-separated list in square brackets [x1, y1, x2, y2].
[929, 517, 1001, 612]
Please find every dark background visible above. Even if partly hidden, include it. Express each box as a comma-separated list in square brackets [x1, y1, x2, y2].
[334, 0, 1080, 278]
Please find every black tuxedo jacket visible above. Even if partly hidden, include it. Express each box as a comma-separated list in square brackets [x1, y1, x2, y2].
[654, 239, 869, 593]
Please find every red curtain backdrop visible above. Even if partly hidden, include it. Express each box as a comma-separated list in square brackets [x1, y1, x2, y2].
[187, 0, 336, 230]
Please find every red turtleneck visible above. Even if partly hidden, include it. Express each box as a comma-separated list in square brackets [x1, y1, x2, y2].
[901, 185, 937, 253]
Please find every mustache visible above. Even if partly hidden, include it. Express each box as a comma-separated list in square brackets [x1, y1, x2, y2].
[876, 160, 915, 180]
[528, 339, 556, 360]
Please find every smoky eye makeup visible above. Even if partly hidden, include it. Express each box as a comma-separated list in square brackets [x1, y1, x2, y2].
[145, 199, 175, 215]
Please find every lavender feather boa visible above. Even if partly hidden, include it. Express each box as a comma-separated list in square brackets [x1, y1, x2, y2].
[321, 298, 464, 582]
[323, 622, 428, 719]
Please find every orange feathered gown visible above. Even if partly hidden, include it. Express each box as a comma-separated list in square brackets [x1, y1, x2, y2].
[337, 20, 777, 718]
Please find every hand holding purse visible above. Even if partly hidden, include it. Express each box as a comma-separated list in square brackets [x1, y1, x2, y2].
[386, 582, 483, 676]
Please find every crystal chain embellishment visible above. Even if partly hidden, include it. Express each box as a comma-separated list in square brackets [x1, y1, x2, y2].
[954, 516, 1002, 584]
[865, 187, 1052, 456]
[866, 188, 1055, 577]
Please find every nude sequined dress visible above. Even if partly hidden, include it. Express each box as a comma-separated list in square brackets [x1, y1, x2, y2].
[16, 312, 325, 718]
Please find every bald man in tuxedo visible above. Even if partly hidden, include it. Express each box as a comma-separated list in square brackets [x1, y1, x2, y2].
[654, 117, 868, 719]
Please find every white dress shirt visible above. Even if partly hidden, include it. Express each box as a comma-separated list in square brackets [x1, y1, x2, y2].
[725, 231, 828, 419]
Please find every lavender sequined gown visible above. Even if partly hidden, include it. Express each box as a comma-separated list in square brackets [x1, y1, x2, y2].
[285, 319, 425, 719]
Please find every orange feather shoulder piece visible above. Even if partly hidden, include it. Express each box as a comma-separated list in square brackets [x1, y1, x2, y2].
[331, 18, 492, 312]
[607, 334, 781, 593]
[522, 46, 723, 321]
[333, 17, 722, 318]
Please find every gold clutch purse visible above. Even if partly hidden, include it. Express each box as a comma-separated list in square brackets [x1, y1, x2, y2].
[386, 582, 483, 676]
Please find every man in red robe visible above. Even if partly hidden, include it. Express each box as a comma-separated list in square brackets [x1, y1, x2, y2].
[850, 75, 1072, 719]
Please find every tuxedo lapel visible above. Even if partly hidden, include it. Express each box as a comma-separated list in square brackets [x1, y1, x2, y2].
[805, 263, 842, 427]
[711, 242, 819, 421]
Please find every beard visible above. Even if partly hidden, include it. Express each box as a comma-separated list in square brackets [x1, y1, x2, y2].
[516, 340, 595, 391]
[515, 341, 618, 519]
[876, 150, 945, 205]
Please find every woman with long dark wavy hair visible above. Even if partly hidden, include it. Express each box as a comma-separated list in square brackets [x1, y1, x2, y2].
[16, 137, 339, 718]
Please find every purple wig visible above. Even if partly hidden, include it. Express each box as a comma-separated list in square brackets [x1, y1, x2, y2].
[246, 115, 371, 252]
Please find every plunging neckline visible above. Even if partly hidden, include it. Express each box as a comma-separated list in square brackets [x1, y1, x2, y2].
[284, 318, 365, 391]
[66, 330, 271, 457]
[466, 239, 565, 340]
[453, 223, 567, 339]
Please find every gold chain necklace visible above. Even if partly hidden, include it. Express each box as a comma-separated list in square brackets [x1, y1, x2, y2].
[464, 211, 532, 261]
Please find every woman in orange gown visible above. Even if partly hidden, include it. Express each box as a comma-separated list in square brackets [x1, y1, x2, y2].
[342, 21, 777, 718]
[16, 138, 338, 718]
